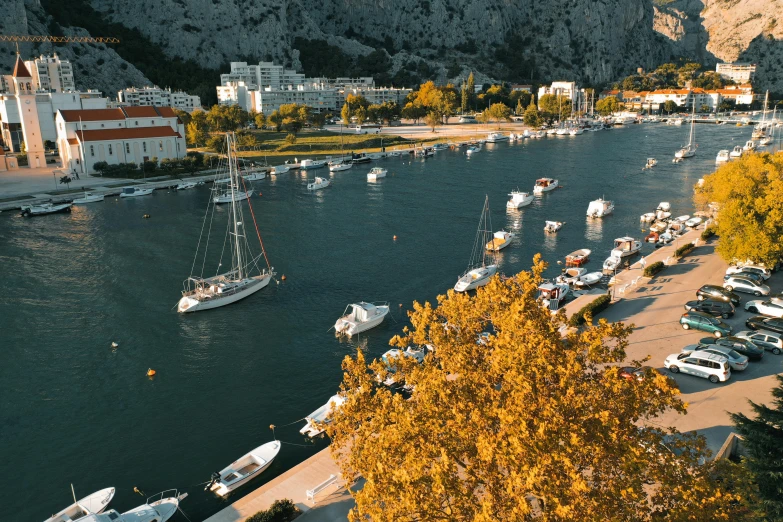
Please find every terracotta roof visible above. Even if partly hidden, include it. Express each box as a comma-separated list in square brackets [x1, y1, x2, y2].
[156, 107, 177, 117]
[75, 127, 182, 142]
[67, 138, 79, 145]
[59, 108, 127, 122]
[0, 148, 5, 156]
[122, 106, 159, 117]
[649, 89, 691, 95]
[12, 55, 30, 78]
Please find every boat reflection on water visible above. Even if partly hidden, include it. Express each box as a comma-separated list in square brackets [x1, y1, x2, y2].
[585, 216, 603, 241]
[543, 230, 557, 252]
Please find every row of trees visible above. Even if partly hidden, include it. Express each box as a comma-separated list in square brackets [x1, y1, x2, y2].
[616, 62, 736, 92]
[340, 95, 401, 126]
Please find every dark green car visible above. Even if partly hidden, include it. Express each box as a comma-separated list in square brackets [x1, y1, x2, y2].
[680, 310, 732, 337]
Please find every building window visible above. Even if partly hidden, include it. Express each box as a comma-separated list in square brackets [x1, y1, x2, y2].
[151, 120, 155, 125]
[125, 143, 130, 154]
[143, 142, 147, 153]
[159, 141, 163, 151]
[108, 144, 113, 155]
[135, 121, 138, 126]
[101, 123, 104, 128]
[90, 145, 94, 157]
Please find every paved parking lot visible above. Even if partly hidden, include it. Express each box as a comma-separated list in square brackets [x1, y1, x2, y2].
[600, 242, 782, 452]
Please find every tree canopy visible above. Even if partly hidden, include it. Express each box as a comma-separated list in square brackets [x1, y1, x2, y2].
[596, 96, 620, 116]
[327, 257, 756, 521]
[523, 101, 542, 127]
[694, 152, 783, 267]
[538, 94, 572, 123]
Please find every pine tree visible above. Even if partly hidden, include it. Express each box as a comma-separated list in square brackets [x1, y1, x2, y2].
[523, 101, 541, 128]
[730, 375, 783, 520]
[466, 72, 475, 111]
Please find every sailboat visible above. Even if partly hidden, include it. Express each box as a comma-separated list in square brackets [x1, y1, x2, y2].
[454, 196, 498, 292]
[755, 92, 773, 146]
[674, 105, 697, 159]
[177, 133, 275, 313]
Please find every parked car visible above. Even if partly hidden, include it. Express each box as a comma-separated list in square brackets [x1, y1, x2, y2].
[680, 310, 732, 337]
[726, 264, 771, 280]
[696, 285, 740, 305]
[617, 366, 680, 388]
[681, 344, 748, 371]
[744, 299, 783, 318]
[723, 276, 770, 296]
[664, 350, 731, 383]
[734, 330, 783, 355]
[724, 271, 765, 284]
[699, 336, 764, 361]
[745, 316, 783, 334]
[683, 299, 735, 319]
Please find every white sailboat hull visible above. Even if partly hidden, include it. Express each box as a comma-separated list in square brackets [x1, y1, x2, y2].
[329, 164, 352, 172]
[72, 194, 105, 203]
[44, 487, 116, 522]
[120, 188, 154, 198]
[334, 306, 389, 336]
[454, 265, 498, 292]
[214, 190, 253, 204]
[178, 275, 272, 313]
[243, 172, 266, 181]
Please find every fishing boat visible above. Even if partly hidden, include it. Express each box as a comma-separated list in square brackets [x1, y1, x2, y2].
[119, 187, 153, 198]
[610, 237, 642, 258]
[729, 146, 743, 159]
[177, 133, 275, 313]
[300, 159, 326, 170]
[176, 181, 198, 191]
[455, 196, 498, 292]
[334, 302, 390, 336]
[603, 255, 622, 272]
[674, 106, 697, 159]
[20, 202, 72, 216]
[538, 282, 569, 311]
[640, 212, 656, 222]
[307, 176, 330, 190]
[213, 188, 253, 204]
[533, 178, 559, 193]
[586, 197, 614, 218]
[576, 272, 603, 287]
[300, 395, 346, 437]
[466, 146, 481, 156]
[644, 158, 657, 169]
[506, 190, 534, 209]
[715, 150, 730, 163]
[486, 132, 508, 142]
[644, 231, 659, 243]
[565, 248, 591, 266]
[91, 491, 185, 522]
[544, 221, 563, 233]
[486, 230, 514, 251]
[273, 165, 290, 174]
[742, 140, 756, 152]
[206, 441, 281, 497]
[72, 192, 104, 203]
[44, 487, 115, 522]
[329, 161, 352, 172]
[367, 167, 387, 181]
[650, 220, 669, 233]
[556, 267, 586, 285]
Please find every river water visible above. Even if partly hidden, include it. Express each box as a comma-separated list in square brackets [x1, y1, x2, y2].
[0, 122, 764, 520]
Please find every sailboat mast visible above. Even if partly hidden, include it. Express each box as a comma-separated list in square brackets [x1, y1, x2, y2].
[228, 133, 244, 280]
[688, 104, 696, 147]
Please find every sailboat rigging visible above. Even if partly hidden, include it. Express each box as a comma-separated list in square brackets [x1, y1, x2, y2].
[454, 196, 498, 292]
[177, 132, 275, 313]
[674, 105, 697, 159]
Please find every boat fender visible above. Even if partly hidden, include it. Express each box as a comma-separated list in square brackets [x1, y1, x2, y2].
[147, 368, 156, 377]
[393, 235, 397, 241]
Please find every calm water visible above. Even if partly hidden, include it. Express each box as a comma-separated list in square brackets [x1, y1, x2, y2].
[0, 122, 762, 520]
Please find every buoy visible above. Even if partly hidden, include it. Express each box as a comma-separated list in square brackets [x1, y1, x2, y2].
[133, 487, 144, 496]
[393, 235, 398, 240]
[142, 214, 150, 219]
[111, 342, 118, 348]
[147, 368, 156, 377]
[281, 274, 286, 281]
[258, 193, 263, 197]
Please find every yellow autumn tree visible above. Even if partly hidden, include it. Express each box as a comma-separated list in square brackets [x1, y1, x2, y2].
[694, 151, 783, 267]
[327, 256, 759, 521]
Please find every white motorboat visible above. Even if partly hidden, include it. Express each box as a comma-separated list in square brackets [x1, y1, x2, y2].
[506, 190, 534, 209]
[657, 201, 671, 212]
[329, 161, 352, 172]
[176, 181, 198, 191]
[243, 170, 267, 181]
[206, 441, 281, 497]
[603, 255, 622, 272]
[533, 178, 559, 193]
[87, 491, 185, 522]
[685, 216, 703, 228]
[586, 197, 614, 218]
[611, 236, 642, 258]
[432, 143, 449, 151]
[307, 176, 330, 190]
[656, 210, 672, 220]
[367, 167, 387, 181]
[119, 187, 153, 198]
[45, 487, 116, 522]
[565, 249, 591, 266]
[644, 158, 657, 169]
[415, 147, 435, 157]
[729, 146, 743, 159]
[556, 267, 586, 285]
[650, 220, 669, 233]
[380, 346, 430, 386]
[576, 271, 603, 287]
[742, 140, 756, 152]
[544, 220, 563, 233]
[716, 150, 730, 163]
[20, 202, 72, 216]
[72, 192, 104, 203]
[640, 212, 656, 222]
[300, 394, 346, 437]
[486, 230, 514, 251]
[569, 127, 584, 136]
[546, 128, 558, 135]
[657, 232, 674, 245]
[367, 152, 385, 159]
[213, 188, 253, 204]
[556, 127, 569, 135]
[538, 282, 569, 311]
[486, 132, 508, 142]
[178, 133, 275, 313]
[455, 196, 498, 292]
[674, 215, 691, 223]
[466, 146, 481, 156]
[669, 222, 687, 235]
[273, 165, 290, 174]
[300, 159, 326, 170]
[674, 106, 697, 159]
[334, 302, 390, 336]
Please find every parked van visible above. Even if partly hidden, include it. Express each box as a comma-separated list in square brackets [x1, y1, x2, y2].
[663, 350, 731, 383]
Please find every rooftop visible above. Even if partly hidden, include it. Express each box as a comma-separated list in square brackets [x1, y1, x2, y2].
[75, 127, 181, 142]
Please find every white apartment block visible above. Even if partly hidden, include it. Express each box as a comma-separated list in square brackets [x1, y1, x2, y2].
[537, 81, 584, 109]
[117, 86, 202, 112]
[253, 85, 343, 114]
[716, 63, 756, 83]
[643, 85, 755, 111]
[308, 77, 374, 89]
[56, 105, 186, 175]
[26, 54, 76, 92]
[220, 61, 305, 90]
[217, 81, 255, 111]
[344, 87, 412, 106]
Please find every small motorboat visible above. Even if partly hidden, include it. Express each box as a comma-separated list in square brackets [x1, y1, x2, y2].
[206, 441, 281, 497]
[307, 176, 330, 190]
[556, 267, 586, 285]
[674, 215, 691, 223]
[119, 187, 154, 198]
[729, 146, 743, 159]
[243, 170, 267, 181]
[486, 230, 514, 252]
[95, 491, 185, 522]
[300, 159, 327, 170]
[273, 165, 290, 174]
[455, 265, 498, 292]
[486, 132, 508, 142]
[367, 152, 385, 159]
[656, 210, 671, 220]
[329, 161, 352, 172]
[650, 220, 669, 233]
[380, 346, 430, 386]
[742, 140, 756, 152]
[213, 189, 253, 204]
[334, 302, 390, 336]
[415, 147, 435, 157]
[300, 395, 346, 437]
[657, 232, 674, 245]
[640, 212, 656, 222]
[351, 153, 372, 164]
[44, 487, 116, 522]
[466, 146, 481, 156]
[20, 202, 72, 216]
[72, 192, 105, 203]
[644, 231, 659, 243]
[586, 197, 614, 218]
[657, 202, 671, 212]
[544, 221, 563, 233]
[575, 271, 603, 287]
[176, 182, 198, 191]
[716, 150, 730, 163]
[507, 190, 534, 209]
[603, 255, 622, 272]
[669, 222, 687, 235]
[367, 167, 387, 181]
[432, 143, 449, 151]
[611, 236, 642, 258]
[643, 158, 657, 169]
[538, 282, 570, 311]
[685, 216, 703, 228]
[533, 178, 559, 194]
[565, 249, 591, 266]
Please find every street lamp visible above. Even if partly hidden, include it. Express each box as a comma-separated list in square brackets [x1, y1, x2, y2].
[52, 171, 57, 192]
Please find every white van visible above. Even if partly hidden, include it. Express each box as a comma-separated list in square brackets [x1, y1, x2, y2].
[458, 115, 477, 124]
[663, 350, 731, 383]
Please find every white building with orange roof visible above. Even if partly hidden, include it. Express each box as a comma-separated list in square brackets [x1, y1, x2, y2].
[55, 106, 186, 175]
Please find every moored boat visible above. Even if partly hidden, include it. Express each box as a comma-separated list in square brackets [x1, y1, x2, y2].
[729, 146, 743, 159]
[506, 190, 534, 209]
[610, 236, 642, 258]
[544, 220, 563, 233]
[119, 187, 153, 198]
[486, 230, 514, 252]
[565, 248, 591, 266]
[307, 176, 330, 190]
[273, 165, 290, 174]
[644, 158, 657, 169]
[455, 196, 498, 292]
[640, 212, 656, 222]
[176, 182, 198, 191]
[213, 188, 253, 204]
[206, 441, 281, 497]
[334, 302, 390, 336]
[329, 161, 352, 172]
[44, 487, 116, 522]
[486, 132, 508, 142]
[538, 282, 569, 311]
[300, 395, 346, 437]
[21, 202, 72, 216]
[72, 192, 105, 203]
[716, 150, 730, 163]
[300, 159, 327, 170]
[367, 167, 387, 181]
[650, 220, 669, 233]
[242, 170, 267, 181]
[533, 177, 559, 193]
[603, 255, 622, 272]
[586, 197, 614, 218]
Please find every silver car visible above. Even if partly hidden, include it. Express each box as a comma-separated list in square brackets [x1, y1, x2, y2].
[723, 276, 770, 297]
[682, 344, 748, 371]
[734, 330, 783, 355]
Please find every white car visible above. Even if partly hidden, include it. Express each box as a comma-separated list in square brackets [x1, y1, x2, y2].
[745, 299, 783, 318]
[725, 264, 771, 280]
[734, 330, 783, 355]
[723, 276, 770, 296]
[664, 350, 731, 383]
[681, 345, 748, 371]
